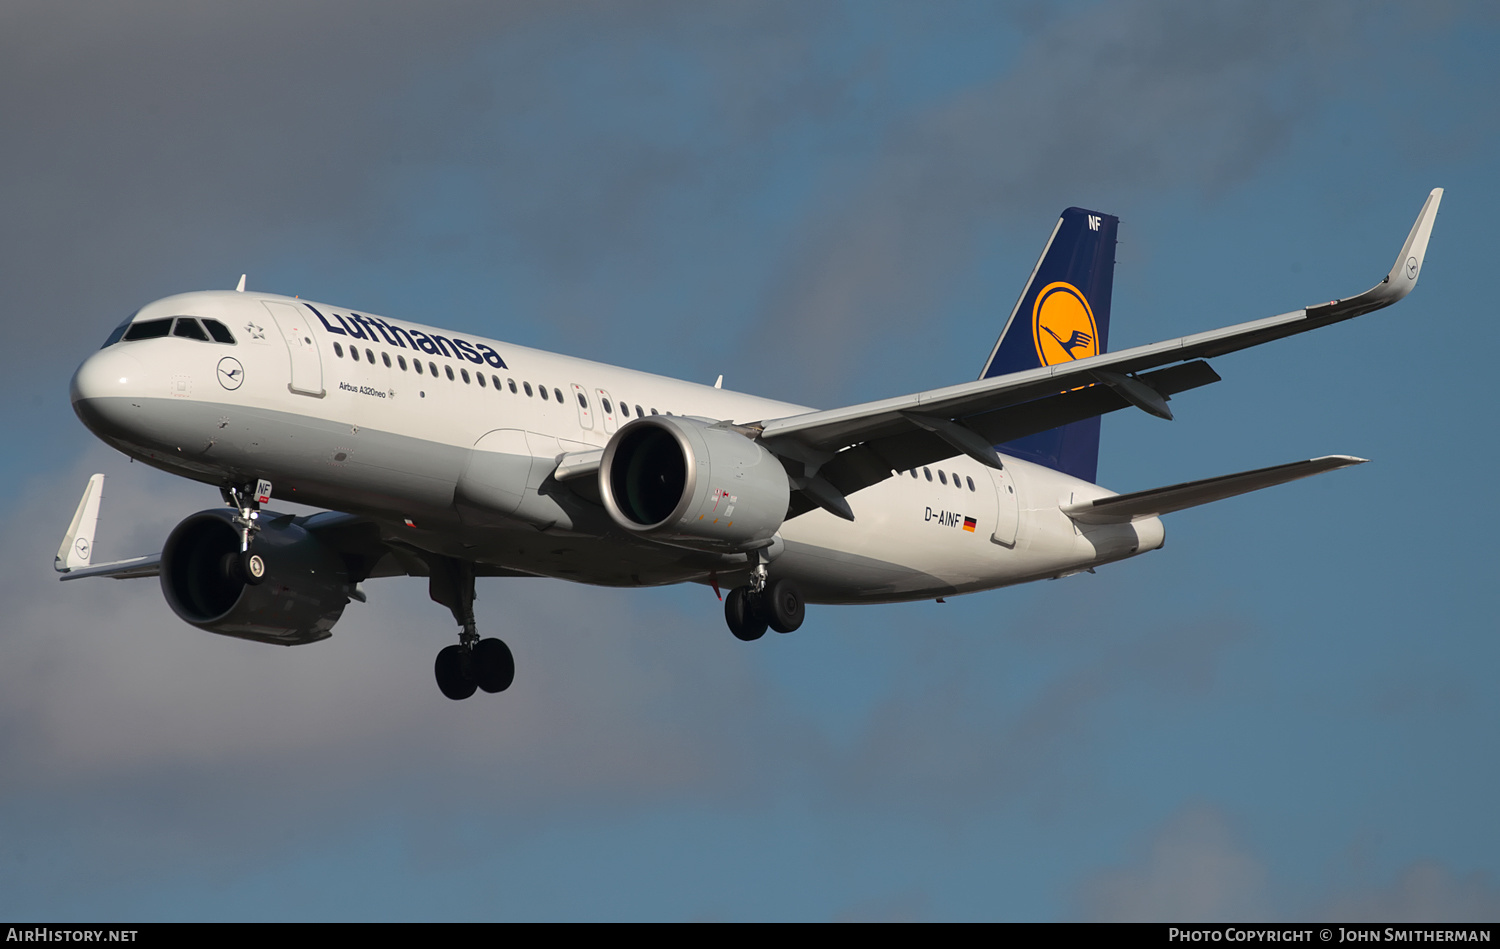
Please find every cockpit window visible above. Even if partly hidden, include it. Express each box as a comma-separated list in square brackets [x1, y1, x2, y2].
[102, 312, 138, 348]
[122, 318, 174, 341]
[172, 318, 209, 341]
[202, 319, 236, 344]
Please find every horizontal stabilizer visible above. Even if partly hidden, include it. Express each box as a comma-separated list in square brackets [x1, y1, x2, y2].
[1062, 455, 1367, 524]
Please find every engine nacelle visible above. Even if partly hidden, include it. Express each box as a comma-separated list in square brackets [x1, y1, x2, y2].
[599, 416, 790, 552]
[160, 508, 350, 646]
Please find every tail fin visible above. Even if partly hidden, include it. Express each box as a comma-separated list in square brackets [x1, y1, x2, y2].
[979, 207, 1119, 483]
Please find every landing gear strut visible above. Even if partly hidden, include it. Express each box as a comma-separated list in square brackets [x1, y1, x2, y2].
[220, 478, 271, 585]
[428, 556, 514, 700]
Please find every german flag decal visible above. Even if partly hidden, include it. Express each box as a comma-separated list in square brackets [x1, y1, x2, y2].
[963, 516, 977, 533]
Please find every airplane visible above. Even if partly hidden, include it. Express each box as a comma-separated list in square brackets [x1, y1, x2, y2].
[57, 190, 1443, 700]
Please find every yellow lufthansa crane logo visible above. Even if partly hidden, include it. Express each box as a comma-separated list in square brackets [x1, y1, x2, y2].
[1031, 281, 1099, 366]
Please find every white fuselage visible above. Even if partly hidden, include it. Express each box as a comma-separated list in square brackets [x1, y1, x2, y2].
[70, 291, 1163, 603]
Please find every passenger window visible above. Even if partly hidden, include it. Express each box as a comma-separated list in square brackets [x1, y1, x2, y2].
[333, 342, 344, 358]
[366, 349, 375, 363]
[554, 388, 564, 403]
[477, 373, 486, 388]
[524, 382, 533, 397]
[910, 469, 917, 478]
[950, 472, 959, 487]
[923, 468, 932, 482]
[539, 386, 549, 401]
[202, 319, 236, 344]
[461, 368, 470, 384]
[650, 408, 658, 415]
[492, 375, 501, 389]
[382, 352, 392, 368]
[398, 355, 407, 371]
[414, 360, 423, 375]
[351, 348, 360, 362]
[577, 393, 587, 409]
[122, 318, 173, 341]
[602, 398, 612, 414]
[966, 476, 975, 492]
[508, 379, 517, 393]
[428, 362, 437, 376]
[939, 471, 948, 486]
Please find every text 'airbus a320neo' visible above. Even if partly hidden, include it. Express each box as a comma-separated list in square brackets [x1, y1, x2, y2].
[59, 190, 1443, 699]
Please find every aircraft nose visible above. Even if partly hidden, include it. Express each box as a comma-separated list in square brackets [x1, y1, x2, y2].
[71, 348, 147, 439]
[71, 347, 145, 406]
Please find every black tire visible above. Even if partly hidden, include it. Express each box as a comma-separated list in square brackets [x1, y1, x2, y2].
[724, 586, 768, 642]
[473, 638, 515, 694]
[241, 551, 267, 586]
[434, 644, 476, 700]
[765, 578, 805, 634]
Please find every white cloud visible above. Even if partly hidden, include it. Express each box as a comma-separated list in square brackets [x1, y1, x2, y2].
[1074, 805, 1273, 922]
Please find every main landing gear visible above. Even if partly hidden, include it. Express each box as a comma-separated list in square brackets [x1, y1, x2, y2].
[220, 479, 272, 586]
[428, 557, 514, 701]
[724, 567, 805, 642]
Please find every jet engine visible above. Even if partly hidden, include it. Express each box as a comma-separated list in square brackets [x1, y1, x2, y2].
[599, 416, 790, 552]
[159, 508, 351, 646]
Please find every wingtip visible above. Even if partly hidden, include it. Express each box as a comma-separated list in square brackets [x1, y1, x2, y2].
[1312, 454, 1369, 467]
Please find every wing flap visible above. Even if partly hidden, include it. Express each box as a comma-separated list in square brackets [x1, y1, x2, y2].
[1061, 455, 1367, 525]
[785, 361, 1220, 520]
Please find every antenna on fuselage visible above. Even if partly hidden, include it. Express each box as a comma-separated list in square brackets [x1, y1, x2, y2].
[714, 374, 723, 389]
[235, 274, 247, 292]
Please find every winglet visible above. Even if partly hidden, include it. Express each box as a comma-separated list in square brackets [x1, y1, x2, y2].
[1309, 188, 1442, 319]
[55, 473, 104, 572]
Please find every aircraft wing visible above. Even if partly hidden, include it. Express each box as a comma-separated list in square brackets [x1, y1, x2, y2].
[57, 554, 162, 581]
[755, 189, 1441, 518]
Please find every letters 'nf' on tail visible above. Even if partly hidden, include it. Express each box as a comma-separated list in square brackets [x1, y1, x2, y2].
[979, 207, 1119, 483]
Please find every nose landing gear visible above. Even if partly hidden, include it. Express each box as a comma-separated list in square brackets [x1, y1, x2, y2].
[221, 479, 272, 585]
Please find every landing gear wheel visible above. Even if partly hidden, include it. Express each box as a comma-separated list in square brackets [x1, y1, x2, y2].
[219, 550, 267, 585]
[434, 644, 477, 701]
[725, 586, 768, 642]
[241, 551, 267, 586]
[473, 638, 515, 693]
[765, 578, 804, 633]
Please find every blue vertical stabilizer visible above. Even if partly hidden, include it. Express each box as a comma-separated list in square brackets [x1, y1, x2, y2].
[979, 207, 1119, 483]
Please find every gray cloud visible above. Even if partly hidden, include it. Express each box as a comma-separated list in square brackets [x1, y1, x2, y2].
[1074, 805, 1271, 922]
[749, 1, 1363, 402]
[818, 601, 1245, 816]
[1316, 863, 1500, 923]
[1074, 805, 1500, 923]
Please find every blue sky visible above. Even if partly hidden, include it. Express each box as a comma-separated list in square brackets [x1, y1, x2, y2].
[0, 1, 1496, 922]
